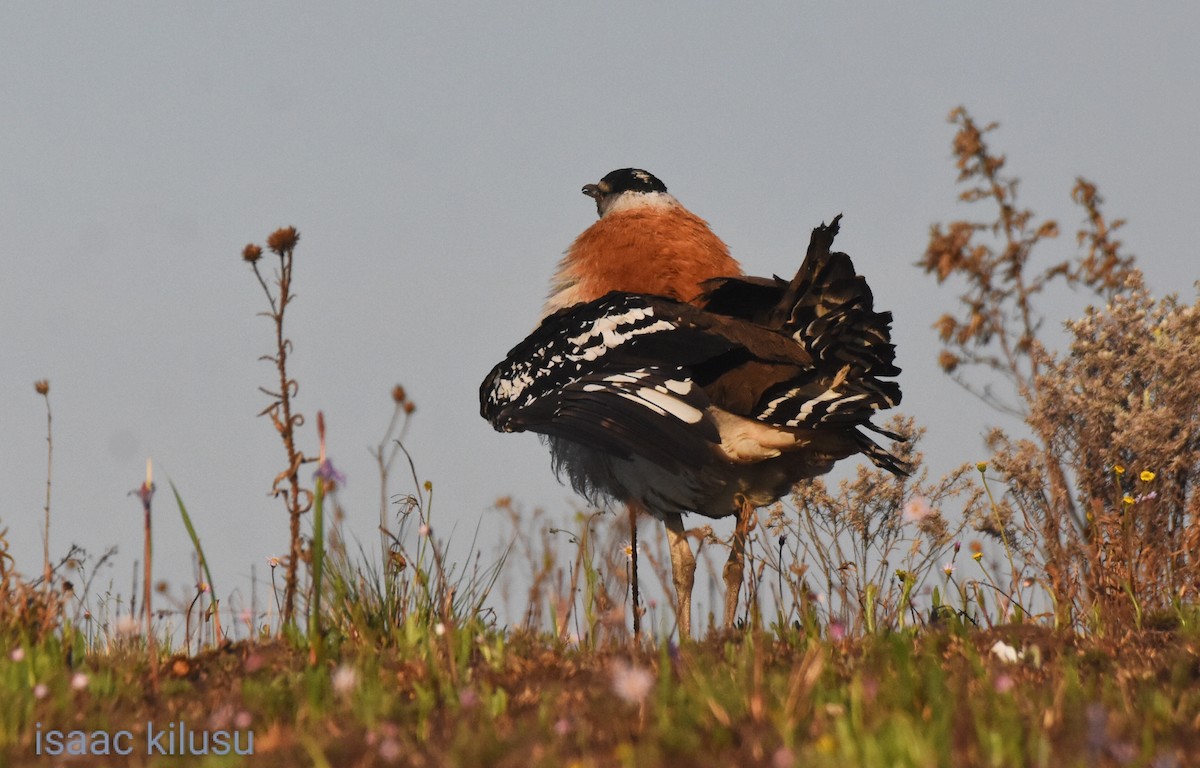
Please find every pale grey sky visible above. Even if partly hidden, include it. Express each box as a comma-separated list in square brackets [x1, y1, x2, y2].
[3, 4, 1196, 627]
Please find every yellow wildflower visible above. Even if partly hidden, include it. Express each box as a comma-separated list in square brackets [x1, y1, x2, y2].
[1140, 470, 1156, 482]
[815, 734, 836, 754]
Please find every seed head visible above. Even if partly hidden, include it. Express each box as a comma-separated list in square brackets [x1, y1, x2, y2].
[34, 379, 50, 395]
[331, 664, 358, 696]
[938, 350, 960, 373]
[266, 226, 299, 255]
[241, 243, 263, 263]
[902, 495, 934, 523]
[610, 660, 654, 705]
[392, 384, 407, 404]
[388, 549, 407, 572]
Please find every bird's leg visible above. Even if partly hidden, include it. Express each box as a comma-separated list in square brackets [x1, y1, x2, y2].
[664, 513, 695, 639]
[628, 503, 641, 639]
[723, 497, 756, 630]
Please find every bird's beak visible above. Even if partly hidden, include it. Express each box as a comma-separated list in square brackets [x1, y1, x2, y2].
[581, 183, 601, 199]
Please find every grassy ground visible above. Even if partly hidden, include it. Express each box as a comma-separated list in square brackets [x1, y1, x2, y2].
[3, 615, 1199, 767]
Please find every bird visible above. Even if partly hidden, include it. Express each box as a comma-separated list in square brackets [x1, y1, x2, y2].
[480, 168, 905, 637]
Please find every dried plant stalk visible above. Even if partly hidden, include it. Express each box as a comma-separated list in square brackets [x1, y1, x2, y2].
[243, 228, 313, 625]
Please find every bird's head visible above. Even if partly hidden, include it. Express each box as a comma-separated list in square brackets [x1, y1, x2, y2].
[582, 168, 671, 218]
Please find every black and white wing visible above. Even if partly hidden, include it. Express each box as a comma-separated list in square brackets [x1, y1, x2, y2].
[481, 293, 750, 469]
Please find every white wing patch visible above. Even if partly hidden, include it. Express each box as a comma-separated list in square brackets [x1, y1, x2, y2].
[489, 306, 675, 406]
[581, 371, 704, 425]
[493, 371, 536, 402]
[636, 386, 704, 424]
[567, 309, 674, 355]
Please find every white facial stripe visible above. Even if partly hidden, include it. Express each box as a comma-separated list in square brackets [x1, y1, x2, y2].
[599, 191, 679, 217]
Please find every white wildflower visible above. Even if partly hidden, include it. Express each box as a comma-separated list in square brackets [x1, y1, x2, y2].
[610, 659, 654, 705]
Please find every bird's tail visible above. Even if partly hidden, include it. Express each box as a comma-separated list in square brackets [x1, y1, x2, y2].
[772, 215, 900, 383]
[774, 216, 907, 474]
[696, 216, 907, 474]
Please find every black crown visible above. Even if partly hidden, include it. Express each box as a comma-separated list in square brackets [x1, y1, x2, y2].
[598, 168, 667, 195]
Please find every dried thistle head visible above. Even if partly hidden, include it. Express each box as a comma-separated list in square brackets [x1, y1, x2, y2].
[34, 379, 49, 395]
[242, 243, 263, 263]
[392, 384, 407, 404]
[937, 350, 960, 373]
[267, 226, 300, 255]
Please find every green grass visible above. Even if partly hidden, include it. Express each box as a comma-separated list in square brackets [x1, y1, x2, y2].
[3, 616, 1199, 767]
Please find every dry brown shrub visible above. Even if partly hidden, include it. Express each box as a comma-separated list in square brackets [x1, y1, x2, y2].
[782, 417, 985, 632]
[922, 107, 1200, 630]
[1024, 283, 1200, 621]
